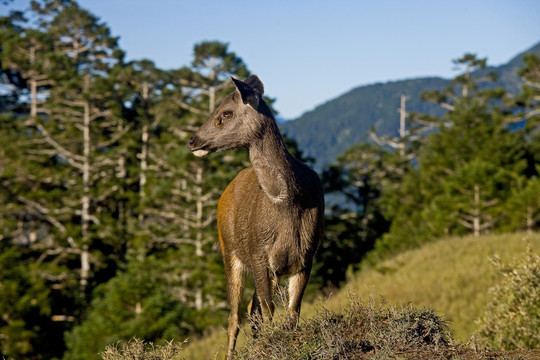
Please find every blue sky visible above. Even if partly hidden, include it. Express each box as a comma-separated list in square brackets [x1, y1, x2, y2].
[3, 0, 540, 119]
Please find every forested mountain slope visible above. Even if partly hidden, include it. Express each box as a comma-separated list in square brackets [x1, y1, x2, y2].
[281, 41, 540, 170]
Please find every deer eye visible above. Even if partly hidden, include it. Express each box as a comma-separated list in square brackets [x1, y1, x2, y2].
[217, 111, 232, 126]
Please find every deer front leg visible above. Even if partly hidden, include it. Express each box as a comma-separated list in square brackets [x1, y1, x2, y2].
[287, 268, 310, 329]
[225, 256, 246, 360]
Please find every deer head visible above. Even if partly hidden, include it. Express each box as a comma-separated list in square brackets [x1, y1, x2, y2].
[187, 75, 269, 157]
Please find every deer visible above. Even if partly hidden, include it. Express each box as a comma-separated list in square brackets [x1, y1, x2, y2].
[188, 75, 324, 358]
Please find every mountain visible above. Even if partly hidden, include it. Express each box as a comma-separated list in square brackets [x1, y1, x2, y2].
[281, 41, 540, 171]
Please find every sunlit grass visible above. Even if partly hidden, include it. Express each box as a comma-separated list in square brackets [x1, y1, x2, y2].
[321, 232, 540, 342]
[183, 232, 540, 358]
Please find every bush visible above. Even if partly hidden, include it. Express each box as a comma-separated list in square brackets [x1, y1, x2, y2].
[101, 338, 186, 360]
[234, 295, 453, 360]
[475, 240, 540, 350]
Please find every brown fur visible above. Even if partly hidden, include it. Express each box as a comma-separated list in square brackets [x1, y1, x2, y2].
[188, 75, 324, 359]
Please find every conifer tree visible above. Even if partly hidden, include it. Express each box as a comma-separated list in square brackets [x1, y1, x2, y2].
[144, 41, 250, 314]
[16, 0, 127, 301]
[63, 256, 189, 360]
[62, 41, 257, 356]
[505, 176, 540, 233]
[0, 10, 53, 116]
[502, 53, 540, 233]
[378, 54, 526, 253]
[515, 53, 540, 136]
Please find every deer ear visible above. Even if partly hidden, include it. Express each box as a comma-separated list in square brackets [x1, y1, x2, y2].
[244, 75, 264, 96]
[231, 76, 259, 108]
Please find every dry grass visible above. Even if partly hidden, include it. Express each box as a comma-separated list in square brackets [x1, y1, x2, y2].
[475, 242, 540, 350]
[234, 295, 454, 360]
[107, 232, 540, 359]
[320, 232, 540, 342]
[101, 338, 187, 360]
[104, 295, 540, 359]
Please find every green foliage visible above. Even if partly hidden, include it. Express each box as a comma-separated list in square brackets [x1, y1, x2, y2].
[373, 54, 537, 257]
[317, 143, 400, 288]
[63, 256, 191, 360]
[191, 40, 250, 82]
[503, 176, 540, 233]
[0, 244, 64, 359]
[475, 242, 540, 350]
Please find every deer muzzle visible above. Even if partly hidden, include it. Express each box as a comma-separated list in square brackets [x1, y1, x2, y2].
[187, 134, 210, 157]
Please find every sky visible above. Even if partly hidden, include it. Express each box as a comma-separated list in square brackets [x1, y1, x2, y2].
[2, 0, 540, 119]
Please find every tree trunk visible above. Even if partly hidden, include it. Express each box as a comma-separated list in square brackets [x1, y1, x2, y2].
[138, 81, 150, 223]
[195, 166, 204, 310]
[473, 184, 480, 237]
[80, 97, 91, 296]
[398, 95, 407, 157]
[526, 205, 533, 235]
[30, 78, 37, 118]
[138, 123, 148, 222]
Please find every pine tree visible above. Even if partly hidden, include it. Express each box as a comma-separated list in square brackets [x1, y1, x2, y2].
[421, 55, 524, 235]
[20, 1, 129, 301]
[319, 143, 399, 286]
[514, 53, 540, 136]
[379, 54, 527, 253]
[505, 176, 540, 233]
[143, 42, 251, 315]
[0, 10, 53, 115]
[502, 53, 540, 234]
[63, 255, 189, 360]
[0, 6, 55, 245]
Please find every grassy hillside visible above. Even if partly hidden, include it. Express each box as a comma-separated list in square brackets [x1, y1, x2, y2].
[322, 232, 540, 342]
[180, 232, 539, 359]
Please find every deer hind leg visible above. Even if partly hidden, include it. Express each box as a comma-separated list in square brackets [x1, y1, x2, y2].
[248, 276, 279, 336]
[225, 256, 246, 360]
[287, 268, 310, 329]
[249, 269, 278, 331]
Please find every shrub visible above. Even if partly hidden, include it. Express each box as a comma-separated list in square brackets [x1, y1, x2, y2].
[474, 240, 540, 350]
[100, 338, 187, 360]
[234, 294, 453, 359]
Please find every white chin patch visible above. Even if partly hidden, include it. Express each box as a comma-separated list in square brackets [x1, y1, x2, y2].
[193, 149, 209, 157]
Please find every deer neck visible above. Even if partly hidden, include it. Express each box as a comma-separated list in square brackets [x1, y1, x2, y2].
[249, 121, 297, 204]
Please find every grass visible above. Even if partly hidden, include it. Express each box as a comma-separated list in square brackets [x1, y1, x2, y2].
[234, 296, 454, 360]
[324, 232, 540, 342]
[103, 232, 540, 359]
[101, 297, 540, 360]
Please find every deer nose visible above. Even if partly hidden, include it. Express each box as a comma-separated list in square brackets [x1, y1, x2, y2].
[187, 135, 196, 150]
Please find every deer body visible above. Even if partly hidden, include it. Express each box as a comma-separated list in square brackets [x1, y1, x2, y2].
[188, 75, 324, 359]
